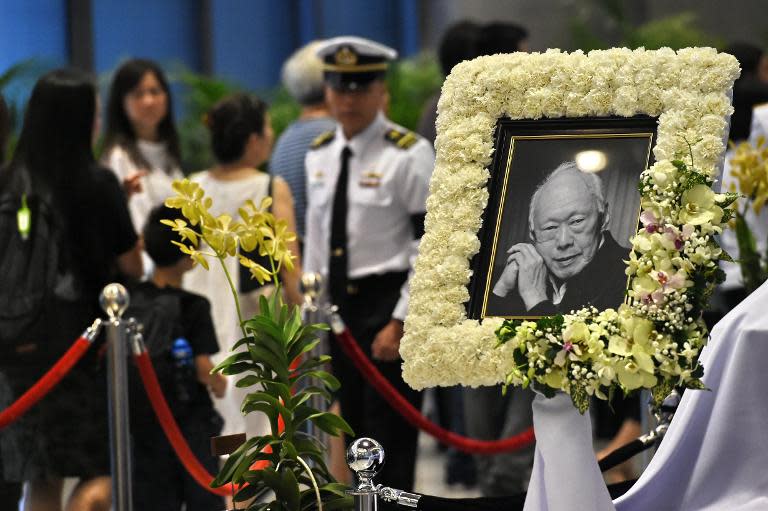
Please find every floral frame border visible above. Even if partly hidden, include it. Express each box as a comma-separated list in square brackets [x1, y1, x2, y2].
[401, 48, 740, 396]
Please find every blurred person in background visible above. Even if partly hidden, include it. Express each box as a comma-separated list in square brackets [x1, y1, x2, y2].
[0, 68, 142, 511]
[128, 205, 226, 511]
[271, 40, 335, 250]
[0, 91, 24, 510]
[102, 58, 184, 276]
[305, 36, 434, 492]
[184, 93, 302, 444]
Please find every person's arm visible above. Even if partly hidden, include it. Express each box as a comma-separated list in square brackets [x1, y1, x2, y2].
[195, 354, 227, 398]
[372, 139, 434, 361]
[271, 176, 304, 307]
[102, 146, 147, 198]
[117, 241, 143, 279]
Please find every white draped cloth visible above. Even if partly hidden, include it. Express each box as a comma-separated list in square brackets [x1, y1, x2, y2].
[524, 280, 768, 510]
[616, 281, 768, 510]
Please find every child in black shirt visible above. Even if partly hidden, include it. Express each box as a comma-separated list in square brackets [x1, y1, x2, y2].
[128, 205, 227, 511]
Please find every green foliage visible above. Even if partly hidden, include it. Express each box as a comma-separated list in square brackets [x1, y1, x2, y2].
[386, 52, 443, 131]
[174, 70, 243, 172]
[266, 86, 302, 143]
[0, 59, 46, 159]
[627, 13, 722, 50]
[734, 211, 766, 292]
[570, 2, 722, 51]
[211, 292, 353, 510]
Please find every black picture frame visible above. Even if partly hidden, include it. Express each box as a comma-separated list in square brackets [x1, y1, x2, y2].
[467, 116, 658, 320]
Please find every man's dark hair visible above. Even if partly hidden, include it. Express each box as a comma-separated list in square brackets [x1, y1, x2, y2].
[725, 42, 764, 78]
[438, 21, 482, 75]
[478, 22, 529, 56]
[143, 205, 187, 267]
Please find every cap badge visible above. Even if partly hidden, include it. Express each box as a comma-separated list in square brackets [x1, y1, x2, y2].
[335, 46, 358, 66]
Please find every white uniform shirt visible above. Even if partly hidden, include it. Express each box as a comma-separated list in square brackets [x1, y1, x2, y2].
[304, 112, 434, 319]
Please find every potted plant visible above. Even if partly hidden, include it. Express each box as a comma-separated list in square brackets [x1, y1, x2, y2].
[164, 179, 353, 510]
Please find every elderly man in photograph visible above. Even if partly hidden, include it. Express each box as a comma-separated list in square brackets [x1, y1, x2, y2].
[492, 161, 629, 315]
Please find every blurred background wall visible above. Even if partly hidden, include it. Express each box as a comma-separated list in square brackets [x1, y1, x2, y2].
[0, 0, 765, 169]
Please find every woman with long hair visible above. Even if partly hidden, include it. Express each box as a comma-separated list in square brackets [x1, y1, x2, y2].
[184, 93, 302, 442]
[102, 58, 183, 234]
[0, 69, 141, 511]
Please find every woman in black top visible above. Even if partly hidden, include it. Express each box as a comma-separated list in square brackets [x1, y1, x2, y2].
[0, 69, 142, 511]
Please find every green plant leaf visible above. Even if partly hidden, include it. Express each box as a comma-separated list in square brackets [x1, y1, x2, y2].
[291, 386, 333, 408]
[248, 344, 290, 381]
[244, 315, 286, 344]
[211, 350, 252, 373]
[276, 469, 301, 510]
[244, 392, 293, 430]
[283, 306, 304, 342]
[293, 355, 332, 374]
[292, 370, 340, 391]
[307, 412, 354, 436]
[287, 339, 321, 366]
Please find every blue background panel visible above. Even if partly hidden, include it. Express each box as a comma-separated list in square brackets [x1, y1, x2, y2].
[211, 0, 295, 91]
[0, 0, 68, 71]
[92, 0, 201, 74]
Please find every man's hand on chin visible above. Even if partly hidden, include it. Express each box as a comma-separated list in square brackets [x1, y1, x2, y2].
[508, 243, 549, 310]
[371, 319, 404, 361]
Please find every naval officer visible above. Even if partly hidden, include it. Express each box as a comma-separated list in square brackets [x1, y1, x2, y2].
[304, 35, 434, 491]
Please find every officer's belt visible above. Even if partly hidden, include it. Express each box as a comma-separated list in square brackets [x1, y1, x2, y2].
[344, 270, 408, 296]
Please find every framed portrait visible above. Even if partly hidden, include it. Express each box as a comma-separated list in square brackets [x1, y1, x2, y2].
[400, 49, 739, 391]
[468, 116, 657, 320]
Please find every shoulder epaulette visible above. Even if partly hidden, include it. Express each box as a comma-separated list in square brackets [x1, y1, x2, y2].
[310, 131, 335, 149]
[385, 129, 419, 150]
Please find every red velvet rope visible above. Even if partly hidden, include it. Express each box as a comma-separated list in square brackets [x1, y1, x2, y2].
[0, 337, 92, 430]
[134, 351, 237, 497]
[334, 326, 536, 454]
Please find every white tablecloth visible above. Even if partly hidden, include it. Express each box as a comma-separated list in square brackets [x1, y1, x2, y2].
[616, 281, 768, 510]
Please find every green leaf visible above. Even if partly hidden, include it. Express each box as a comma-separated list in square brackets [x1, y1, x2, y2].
[244, 315, 285, 344]
[569, 382, 590, 414]
[308, 411, 354, 436]
[241, 402, 279, 432]
[276, 469, 300, 510]
[291, 385, 333, 408]
[283, 306, 303, 341]
[248, 344, 290, 381]
[287, 339, 321, 366]
[211, 350, 252, 373]
[244, 391, 293, 430]
[293, 355, 332, 374]
[292, 370, 340, 391]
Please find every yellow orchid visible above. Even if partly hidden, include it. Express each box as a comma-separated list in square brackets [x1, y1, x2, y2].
[678, 184, 723, 225]
[163, 178, 298, 324]
[615, 360, 657, 390]
[729, 136, 768, 215]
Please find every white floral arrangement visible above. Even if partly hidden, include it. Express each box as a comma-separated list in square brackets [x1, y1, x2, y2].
[400, 48, 740, 411]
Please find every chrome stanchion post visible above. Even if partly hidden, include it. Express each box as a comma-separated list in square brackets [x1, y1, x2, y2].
[100, 283, 133, 511]
[300, 272, 330, 440]
[347, 437, 384, 511]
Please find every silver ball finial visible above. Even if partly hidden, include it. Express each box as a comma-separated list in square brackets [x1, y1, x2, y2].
[300, 272, 324, 310]
[300, 272, 324, 299]
[100, 283, 130, 320]
[346, 437, 384, 493]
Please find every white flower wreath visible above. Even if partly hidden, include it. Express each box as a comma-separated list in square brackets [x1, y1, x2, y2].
[400, 48, 740, 411]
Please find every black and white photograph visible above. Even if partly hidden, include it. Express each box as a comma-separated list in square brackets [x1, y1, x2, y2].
[470, 118, 656, 319]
